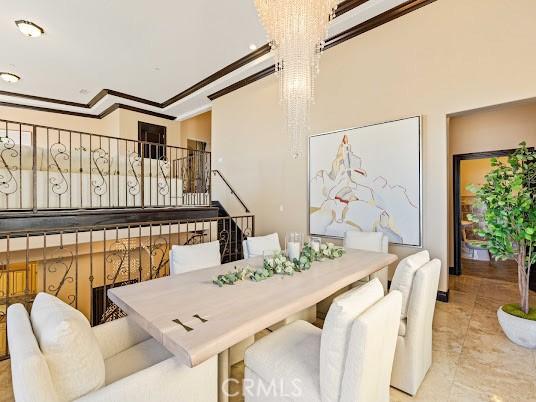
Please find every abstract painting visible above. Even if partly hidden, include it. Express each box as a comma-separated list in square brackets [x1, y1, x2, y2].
[308, 116, 422, 247]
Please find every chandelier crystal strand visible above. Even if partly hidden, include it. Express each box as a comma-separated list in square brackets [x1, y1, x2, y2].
[254, 0, 338, 158]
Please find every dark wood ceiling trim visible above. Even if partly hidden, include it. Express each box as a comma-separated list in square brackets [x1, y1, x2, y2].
[0, 101, 176, 120]
[0, 101, 99, 118]
[207, 0, 437, 100]
[0, 90, 87, 108]
[335, 0, 370, 17]
[208, 65, 276, 101]
[104, 89, 162, 108]
[161, 44, 272, 108]
[98, 103, 176, 120]
[86, 89, 108, 108]
[325, 0, 437, 50]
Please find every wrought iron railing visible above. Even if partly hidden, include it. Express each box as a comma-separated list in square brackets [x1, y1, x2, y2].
[212, 169, 250, 213]
[0, 214, 254, 360]
[0, 119, 211, 210]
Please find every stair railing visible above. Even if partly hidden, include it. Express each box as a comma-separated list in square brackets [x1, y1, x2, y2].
[212, 169, 250, 213]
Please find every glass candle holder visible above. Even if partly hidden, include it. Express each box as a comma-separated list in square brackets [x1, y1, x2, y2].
[286, 232, 303, 261]
[310, 236, 322, 253]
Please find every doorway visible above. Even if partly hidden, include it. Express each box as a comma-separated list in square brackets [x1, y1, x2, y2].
[452, 149, 516, 278]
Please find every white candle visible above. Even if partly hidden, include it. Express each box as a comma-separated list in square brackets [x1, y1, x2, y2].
[287, 241, 301, 260]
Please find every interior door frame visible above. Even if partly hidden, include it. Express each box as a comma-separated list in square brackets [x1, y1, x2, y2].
[452, 148, 518, 276]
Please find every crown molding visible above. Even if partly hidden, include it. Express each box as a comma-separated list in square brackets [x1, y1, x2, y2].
[334, 0, 371, 17]
[0, 0, 368, 119]
[208, 0, 437, 100]
[208, 65, 276, 101]
[324, 0, 436, 50]
[0, 101, 176, 120]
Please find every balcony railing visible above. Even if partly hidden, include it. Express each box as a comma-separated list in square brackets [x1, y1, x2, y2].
[0, 213, 254, 360]
[0, 119, 211, 211]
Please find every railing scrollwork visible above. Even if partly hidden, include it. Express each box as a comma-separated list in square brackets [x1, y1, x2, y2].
[0, 137, 19, 197]
[48, 142, 70, 196]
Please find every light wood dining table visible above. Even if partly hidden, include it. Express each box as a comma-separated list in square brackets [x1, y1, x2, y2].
[108, 248, 397, 402]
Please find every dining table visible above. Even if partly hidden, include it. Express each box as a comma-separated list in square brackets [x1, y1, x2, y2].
[108, 248, 398, 402]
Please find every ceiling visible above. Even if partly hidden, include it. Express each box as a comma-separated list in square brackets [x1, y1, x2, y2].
[0, 0, 409, 120]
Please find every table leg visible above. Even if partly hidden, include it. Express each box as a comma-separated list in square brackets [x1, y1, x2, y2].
[218, 349, 230, 402]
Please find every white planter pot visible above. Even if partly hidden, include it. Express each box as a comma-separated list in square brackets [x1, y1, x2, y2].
[497, 306, 536, 349]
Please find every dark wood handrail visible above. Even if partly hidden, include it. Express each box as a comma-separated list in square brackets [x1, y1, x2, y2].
[212, 169, 250, 213]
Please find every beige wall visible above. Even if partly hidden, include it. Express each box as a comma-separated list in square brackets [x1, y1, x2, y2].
[212, 0, 536, 292]
[180, 111, 211, 150]
[0, 105, 181, 145]
[447, 101, 536, 265]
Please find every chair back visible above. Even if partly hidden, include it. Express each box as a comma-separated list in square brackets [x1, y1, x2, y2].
[343, 230, 387, 252]
[169, 240, 221, 275]
[339, 291, 402, 402]
[320, 279, 384, 402]
[7, 304, 59, 402]
[243, 233, 281, 259]
[406, 259, 441, 339]
[390, 250, 430, 319]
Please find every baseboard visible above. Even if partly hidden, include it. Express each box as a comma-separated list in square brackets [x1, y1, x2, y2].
[437, 290, 449, 303]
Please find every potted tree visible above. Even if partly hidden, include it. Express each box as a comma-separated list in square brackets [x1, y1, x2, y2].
[468, 142, 536, 348]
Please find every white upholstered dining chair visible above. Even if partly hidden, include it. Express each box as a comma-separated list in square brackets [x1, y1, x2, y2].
[169, 240, 221, 275]
[242, 232, 281, 259]
[244, 278, 402, 402]
[169, 240, 253, 366]
[7, 292, 217, 402]
[389, 251, 441, 396]
[344, 230, 389, 291]
[318, 230, 389, 317]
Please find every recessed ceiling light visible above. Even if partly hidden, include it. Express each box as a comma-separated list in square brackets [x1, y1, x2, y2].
[249, 44, 257, 51]
[0, 72, 21, 83]
[15, 20, 45, 37]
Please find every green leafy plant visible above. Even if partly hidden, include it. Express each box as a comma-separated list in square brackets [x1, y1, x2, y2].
[212, 242, 345, 287]
[212, 265, 255, 287]
[264, 252, 298, 275]
[467, 142, 536, 315]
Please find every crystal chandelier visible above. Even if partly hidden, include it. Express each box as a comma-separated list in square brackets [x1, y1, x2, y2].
[254, 0, 339, 158]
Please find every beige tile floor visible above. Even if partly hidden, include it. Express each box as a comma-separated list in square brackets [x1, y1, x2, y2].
[1, 275, 535, 402]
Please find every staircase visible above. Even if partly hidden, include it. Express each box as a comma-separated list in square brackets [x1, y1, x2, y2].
[212, 201, 247, 263]
[211, 170, 252, 263]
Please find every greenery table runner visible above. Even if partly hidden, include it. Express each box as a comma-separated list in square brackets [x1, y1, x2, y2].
[213, 242, 345, 287]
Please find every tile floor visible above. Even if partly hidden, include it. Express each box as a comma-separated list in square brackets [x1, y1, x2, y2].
[1, 275, 535, 402]
[461, 258, 518, 283]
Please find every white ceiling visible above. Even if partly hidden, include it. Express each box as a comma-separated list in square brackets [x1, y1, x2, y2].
[0, 0, 407, 120]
